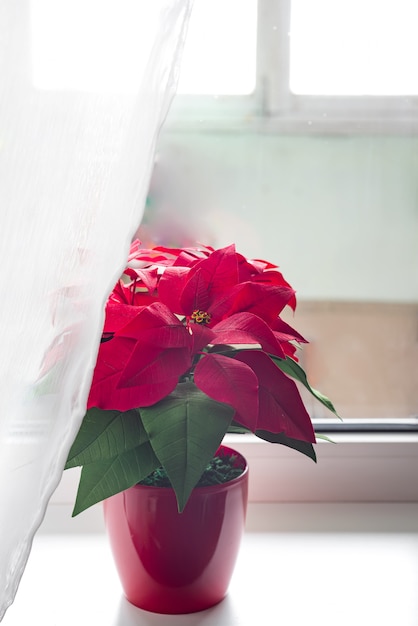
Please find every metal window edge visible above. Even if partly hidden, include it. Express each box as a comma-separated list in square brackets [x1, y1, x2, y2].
[43, 433, 418, 534]
[163, 112, 418, 136]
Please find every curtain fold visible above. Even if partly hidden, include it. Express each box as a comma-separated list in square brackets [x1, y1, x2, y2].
[0, 1, 193, 619]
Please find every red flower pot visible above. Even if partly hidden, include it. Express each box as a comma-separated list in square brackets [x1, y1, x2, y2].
[103, 445, 248, 614]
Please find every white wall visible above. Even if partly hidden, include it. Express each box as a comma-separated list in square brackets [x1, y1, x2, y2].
[151, 131, 418, 302]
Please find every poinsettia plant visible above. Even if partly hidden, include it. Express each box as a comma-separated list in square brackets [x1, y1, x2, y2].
[66, 242, 337, 515]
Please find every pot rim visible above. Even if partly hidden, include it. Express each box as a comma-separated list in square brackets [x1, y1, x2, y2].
[130, 444, 248, 495]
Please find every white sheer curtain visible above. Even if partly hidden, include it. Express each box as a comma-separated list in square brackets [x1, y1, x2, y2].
[0, 0, 193, 619]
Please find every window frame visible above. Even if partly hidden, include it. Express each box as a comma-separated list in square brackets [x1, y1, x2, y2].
[46, 431, 418, 533]
[165, 0, 418, 135]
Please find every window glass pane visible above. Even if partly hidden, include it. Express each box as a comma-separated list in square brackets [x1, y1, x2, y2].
[31, 0, 257, 96]
[176, 0, 257, 95]
[290, 0, 418, 95]
[30, 0, 159, 92]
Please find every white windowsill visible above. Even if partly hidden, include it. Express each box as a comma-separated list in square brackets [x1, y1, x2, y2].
[9, 430, 418, 623]
[5, 502, 418, 625]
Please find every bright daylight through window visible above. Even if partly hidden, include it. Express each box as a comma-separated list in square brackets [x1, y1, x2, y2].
[30, 0, 257, 96]
[176, 0, 257, 95]
[290, 0, 418, 95]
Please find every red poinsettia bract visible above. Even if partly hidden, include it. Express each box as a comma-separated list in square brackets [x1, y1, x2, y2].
[87, 242, 315, 444]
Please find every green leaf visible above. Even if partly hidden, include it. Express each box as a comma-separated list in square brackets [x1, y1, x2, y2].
[140, 382, 234, 512]
[315, 433, 335, 443]
[271, 356, 341, 419]
[65, 407, 149, 469]
[256, 429, 317, 462]
[227, 421, 252, 434]
[71, 441, 160, 516]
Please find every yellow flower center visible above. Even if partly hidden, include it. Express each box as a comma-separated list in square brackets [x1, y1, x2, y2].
[191, 309, 212, 325]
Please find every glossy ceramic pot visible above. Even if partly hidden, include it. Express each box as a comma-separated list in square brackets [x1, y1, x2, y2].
[103, 445, 248, 614]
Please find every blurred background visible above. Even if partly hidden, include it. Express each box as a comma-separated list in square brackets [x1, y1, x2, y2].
[142, 0, 418, 422]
